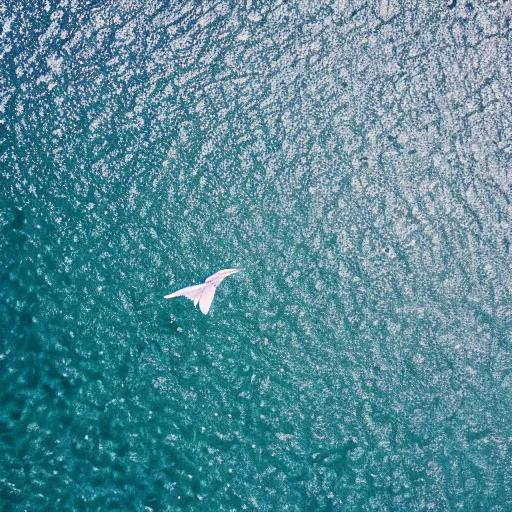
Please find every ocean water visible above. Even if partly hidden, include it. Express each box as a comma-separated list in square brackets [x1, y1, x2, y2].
[1, 1, 511, 510]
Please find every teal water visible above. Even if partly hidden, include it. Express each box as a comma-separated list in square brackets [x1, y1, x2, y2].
[1, 1, 511, 510]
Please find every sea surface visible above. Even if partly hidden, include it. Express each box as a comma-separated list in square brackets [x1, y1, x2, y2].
[1, 1, 511, 510]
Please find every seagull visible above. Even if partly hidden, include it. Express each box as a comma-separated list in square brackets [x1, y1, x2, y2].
[164, 268, 242, 314]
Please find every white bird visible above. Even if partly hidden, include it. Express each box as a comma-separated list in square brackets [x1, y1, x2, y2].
[164, 268, 242, 314]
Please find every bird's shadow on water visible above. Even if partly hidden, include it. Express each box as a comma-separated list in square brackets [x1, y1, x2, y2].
[151, 299, 210, 337]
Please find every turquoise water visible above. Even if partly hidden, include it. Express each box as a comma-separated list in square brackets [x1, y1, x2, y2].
[1, 1, 511, 510]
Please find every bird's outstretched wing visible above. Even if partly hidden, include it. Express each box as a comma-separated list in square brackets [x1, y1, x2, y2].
[164, 284, 204, 306]
[198, 285, 217, 314]
[205, 268, 242, 286]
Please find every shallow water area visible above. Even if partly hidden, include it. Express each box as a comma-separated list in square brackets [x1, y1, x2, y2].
[1, 1, 511, 510]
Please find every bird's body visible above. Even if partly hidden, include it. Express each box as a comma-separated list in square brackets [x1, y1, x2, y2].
[164, 268, 242, 314]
